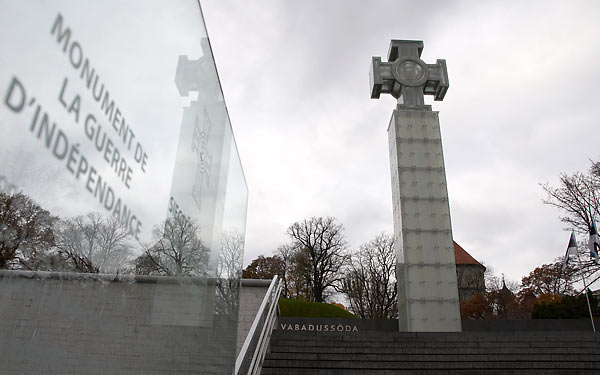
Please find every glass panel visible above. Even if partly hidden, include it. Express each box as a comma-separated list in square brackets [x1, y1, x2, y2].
[0, 1, 247, 374]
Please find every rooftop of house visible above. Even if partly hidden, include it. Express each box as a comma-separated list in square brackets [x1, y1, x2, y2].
[454, 241, 485, 269]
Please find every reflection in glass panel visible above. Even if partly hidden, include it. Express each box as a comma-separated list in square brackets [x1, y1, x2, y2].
[0, 1, 247, 374]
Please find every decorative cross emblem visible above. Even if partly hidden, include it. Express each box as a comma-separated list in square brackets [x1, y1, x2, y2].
[191, 108, 213, 211]
[370, 40, 449, 107]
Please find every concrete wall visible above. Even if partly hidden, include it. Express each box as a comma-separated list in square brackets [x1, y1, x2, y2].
[277, 317, 398, 332]
[236, 279, 272, 354]
[462, 318, 600, 331]
[0, 270, 239, 375]
[276, 317, 599, 333]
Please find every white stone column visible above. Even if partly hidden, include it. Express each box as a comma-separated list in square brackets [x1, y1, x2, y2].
[389, 105, 461, 332]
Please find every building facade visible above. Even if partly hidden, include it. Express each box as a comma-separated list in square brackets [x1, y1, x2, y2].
[454, 241, 486, 301]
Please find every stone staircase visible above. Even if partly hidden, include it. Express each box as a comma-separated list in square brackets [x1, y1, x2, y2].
[261, 330, 600, 374]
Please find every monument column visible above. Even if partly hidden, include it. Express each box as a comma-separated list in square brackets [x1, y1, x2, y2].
[370, 40, 461, 332]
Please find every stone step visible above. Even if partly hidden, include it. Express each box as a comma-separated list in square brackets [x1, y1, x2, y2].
[261, 369, 599, 375]
[270, 338, 598, 349]
[271, 330, 599, 342]
[266, 352, 600, 362]
[263, 330, 600, 374]
[261, 359, 600, 371]
[271, 345, 600, 355]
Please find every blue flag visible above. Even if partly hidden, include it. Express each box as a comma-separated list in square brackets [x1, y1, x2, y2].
[588, 221, 600, 264]
[563, 232, 577, 271]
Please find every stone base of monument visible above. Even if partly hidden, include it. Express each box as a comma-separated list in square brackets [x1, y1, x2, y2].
[262, 328, 600, 374]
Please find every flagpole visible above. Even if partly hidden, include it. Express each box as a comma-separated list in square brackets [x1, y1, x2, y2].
[576, 252, 596, 332]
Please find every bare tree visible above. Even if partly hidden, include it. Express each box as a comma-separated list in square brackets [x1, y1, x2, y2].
[215, 230, 244, 316]
[340, 233, 398, 319]
[217, 230, 244, 280]
[542, 167, 600, 233]
[542, 161, 600, 285]
[269, 245, 313, 301]
[288, 246, 313, 300]
[274, 243, 307, 299]
[135, 214, 209, 277]
[54, 213, 133, 273]
[0, 192, 57, 270]
[286, 217, 348, 302]
[566, 241, 600, 290]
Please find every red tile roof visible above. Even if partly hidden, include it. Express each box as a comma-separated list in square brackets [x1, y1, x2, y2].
[454, 241, 483, 267]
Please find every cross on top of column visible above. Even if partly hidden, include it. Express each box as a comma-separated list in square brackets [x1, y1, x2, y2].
[175, 38, 220, 98]
[370, 40, 449, 108]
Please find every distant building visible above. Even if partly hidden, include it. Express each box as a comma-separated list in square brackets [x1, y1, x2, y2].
[454, 241, 486, 301]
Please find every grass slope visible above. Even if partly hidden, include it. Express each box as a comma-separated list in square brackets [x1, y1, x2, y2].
[278, 298, 357, 319]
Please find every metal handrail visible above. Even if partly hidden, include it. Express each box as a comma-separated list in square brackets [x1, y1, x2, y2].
[234, 275, 283, 375]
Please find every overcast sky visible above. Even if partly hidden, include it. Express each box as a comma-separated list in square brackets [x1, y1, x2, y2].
[200, 0, 600, 284]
